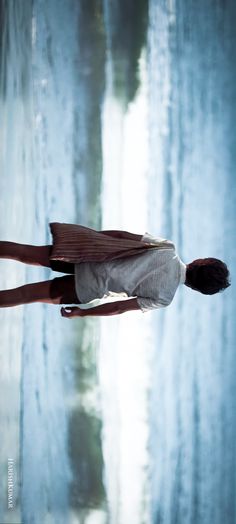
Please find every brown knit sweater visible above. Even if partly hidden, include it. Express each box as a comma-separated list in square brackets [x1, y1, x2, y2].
[49, 222, 157, 264]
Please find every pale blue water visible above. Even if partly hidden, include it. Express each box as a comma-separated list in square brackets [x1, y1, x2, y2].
[0, 1, 236, 523]
[147, 1, 236, 523]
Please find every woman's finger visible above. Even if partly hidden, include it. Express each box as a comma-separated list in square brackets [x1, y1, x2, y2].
[61, 307, 73, 317]
[61, 306, 83, 318]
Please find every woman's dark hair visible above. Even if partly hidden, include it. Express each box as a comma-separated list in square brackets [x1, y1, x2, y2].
[186, 258, 231, 295]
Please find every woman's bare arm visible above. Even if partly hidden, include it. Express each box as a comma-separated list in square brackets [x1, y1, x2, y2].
[61, 297, 141, 318]
[100, 230, 143, 242]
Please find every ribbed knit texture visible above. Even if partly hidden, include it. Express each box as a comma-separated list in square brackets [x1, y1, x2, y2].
[49, 222, 167, 263]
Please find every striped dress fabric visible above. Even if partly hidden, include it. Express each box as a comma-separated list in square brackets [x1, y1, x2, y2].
[74, 240, 186, 313]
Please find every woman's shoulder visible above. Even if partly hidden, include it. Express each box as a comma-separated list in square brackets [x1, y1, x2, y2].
[141, 231, 175, 247]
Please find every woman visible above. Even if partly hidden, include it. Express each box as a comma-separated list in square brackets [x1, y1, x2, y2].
[0, 222, 230, 317]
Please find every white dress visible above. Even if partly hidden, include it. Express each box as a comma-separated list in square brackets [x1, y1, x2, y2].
[74, 232, 186, 312]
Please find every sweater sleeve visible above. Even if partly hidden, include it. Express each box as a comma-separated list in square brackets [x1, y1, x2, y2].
[141, 232, 174, 247]
[137, 296, 169, 313]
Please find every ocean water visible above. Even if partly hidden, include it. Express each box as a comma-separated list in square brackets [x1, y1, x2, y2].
[0, 1, 236, 524]
[147, 1, 236, 523]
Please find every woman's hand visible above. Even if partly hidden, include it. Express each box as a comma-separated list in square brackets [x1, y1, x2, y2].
[60, 306, 84, 318]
